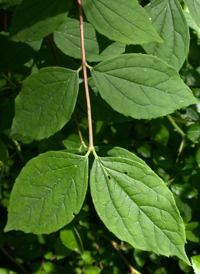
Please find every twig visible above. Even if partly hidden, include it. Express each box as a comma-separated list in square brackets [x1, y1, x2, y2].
[47, 35, 59, 67]
[0, 246, 28, 274]
[83, 227, 142, 274]
[167, 115, 186, 186]
[73, 112, 87, 147]
[77, 0, 94, 150]
[111, 241, 142, 274]
[167, 115, 186, 138]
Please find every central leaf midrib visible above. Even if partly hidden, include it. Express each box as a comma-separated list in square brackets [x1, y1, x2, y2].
[11, 158, 86, 228]
[98, 159, 181, 252]
[91, 0, 158, 40]
[15, 73, 76, 134]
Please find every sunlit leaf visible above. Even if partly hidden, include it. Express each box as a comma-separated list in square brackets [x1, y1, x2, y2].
[90, 154, 190, 264]
[91, 54, 198, 119]
[5, 152, 88, 234]
[11, 67, 79, 140]
[82, 0, 162, 45]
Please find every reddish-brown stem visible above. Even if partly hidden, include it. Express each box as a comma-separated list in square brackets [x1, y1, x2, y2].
[47, 35, 59, 67]
[77, 0, 94, 150]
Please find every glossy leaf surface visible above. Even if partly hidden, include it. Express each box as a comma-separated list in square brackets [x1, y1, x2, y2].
[11, 67, 79, 140]
[82, 0, 162, 45]
[143, 0, 189, 71]
[5, 152, 88, 234]
[90, 155, 190, 264]
[9, 0, 72, 42]
[91, 54, 198, 119]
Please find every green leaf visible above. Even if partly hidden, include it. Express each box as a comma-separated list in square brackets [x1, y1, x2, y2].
[183, 9, 200, 38]
[143, 0, 189, 71]
[91, 54, 198, 119]
[54, 17, 126, 62]
[4, 151, 88, 234]
[11, 67, 79, 140]
[183, 0, 200, 28]
[60, 223, 84, 254]
[95, 146, 146, 165]
[191, 255, 200, 274]
[135, 141, 152, 158]
[82, 0, 163, 45]
[0, 32, 41, 73]
[77, 79, 131, 123]
[54, 237, 72, 260]
[171, 183, 198, 199]
[186, 222, 200, 242]
[151, 122, 169, 146]
[187, 122, 200, 141]
[90, 154, 190, 264]
[185, 67, 200, 87]
[82, 266, 101, 274]
[9, 0, 72, 42]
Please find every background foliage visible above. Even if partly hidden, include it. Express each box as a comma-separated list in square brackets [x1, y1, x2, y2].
[1, 0, 200, 273]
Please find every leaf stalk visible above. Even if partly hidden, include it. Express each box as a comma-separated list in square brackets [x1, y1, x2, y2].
[167, 115, 186, 138]
[77, 0, 94, 150]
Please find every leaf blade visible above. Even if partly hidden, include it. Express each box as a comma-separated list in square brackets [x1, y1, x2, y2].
[9, 0, 72, 42]
[143, 0, 189, 71]
[60, 224, 84, 254]
[5, 151, 88, 234]
[91, 54, 198, 119]
[183, 0, 200, 28]
[54, 17, 126, 62]
[90, 156, 190, 264]
[11, 67, 79, 140]
[82, 0, 162, 45]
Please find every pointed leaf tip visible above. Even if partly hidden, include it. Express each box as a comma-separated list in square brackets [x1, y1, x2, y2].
[82, 0, 162, 45]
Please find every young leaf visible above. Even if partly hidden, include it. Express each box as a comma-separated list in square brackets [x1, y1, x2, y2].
[143, 0, 189, 71]
[60, 223, 84, 254]
[11, 67, 79, 140]
[82, 0, 163, 45]
[183, 0, 200, 28]
[90, 156, 190, 264]
[91, 54, 198, 119]
[4, 151, 88, 234]
[9, 0, 72, 42]
[54, 17, 125, 62]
